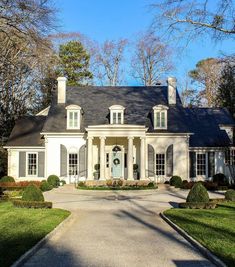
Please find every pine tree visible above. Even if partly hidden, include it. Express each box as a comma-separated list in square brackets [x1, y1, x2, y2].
[57, 41, 93, 86]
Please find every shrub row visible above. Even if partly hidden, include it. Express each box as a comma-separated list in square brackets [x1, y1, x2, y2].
[178, 202, 217, 209]
[0, 181, 41, 188]
[0, 176, 15, 182]
[12, 200, 52, 209]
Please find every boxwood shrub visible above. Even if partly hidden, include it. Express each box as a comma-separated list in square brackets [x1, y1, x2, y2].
[186, 182, 209, 203]
[47, 175, 60, 188]
[213, 173, 228, 186]
[22, 184, 44, 202]
[0, 176, 15, 183]
[169, 176, 182, 188]
[12, 200, 52, 209]
[225, 189, 235, 201]
[40, 180, 53, 192]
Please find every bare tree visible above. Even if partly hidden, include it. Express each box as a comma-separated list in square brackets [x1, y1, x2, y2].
[92, 39, 128, 86]
[131, 33, 174, 86]
[0, 0, 58, 137]
[151, 0, 235, 42]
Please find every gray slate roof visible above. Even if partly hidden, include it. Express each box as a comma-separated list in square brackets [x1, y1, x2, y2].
[6, 116, 46, 147]
[6, 86, 235, 147]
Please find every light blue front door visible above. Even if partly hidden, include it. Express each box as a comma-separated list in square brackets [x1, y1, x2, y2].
[112, 152, 122, 178]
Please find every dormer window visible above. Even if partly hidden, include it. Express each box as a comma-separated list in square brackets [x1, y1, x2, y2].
[153, 105, 168, 129]
[66, 105, 82, 129]
[109, 105, 125, 124]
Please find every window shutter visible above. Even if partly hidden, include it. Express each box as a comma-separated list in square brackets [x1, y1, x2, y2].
[208, 152, 215, 178]
[189, 151, 196, 178]
[38, 152, 45, 177]
[148, 144, 154, 177]
[60, 145, 67, 177]
[166, 145, 173, 177]
[79, 145, 86, 177]
[19, 152, 26, 177]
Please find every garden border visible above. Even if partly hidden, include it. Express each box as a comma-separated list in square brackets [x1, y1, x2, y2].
[160, 212, 226, 267]
[11, 213, 73, 267]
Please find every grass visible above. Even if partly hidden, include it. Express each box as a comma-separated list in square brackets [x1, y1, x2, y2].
[164, 202, 235, 266]
[0, 201, 70, 267]
[77, 185, 158, 190]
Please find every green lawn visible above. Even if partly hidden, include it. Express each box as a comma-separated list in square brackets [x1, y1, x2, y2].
[164, 203, 235, 266]
[0, 201, 70, 267]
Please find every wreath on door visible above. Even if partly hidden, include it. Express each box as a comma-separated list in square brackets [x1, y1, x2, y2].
[113, 158, 120, 165]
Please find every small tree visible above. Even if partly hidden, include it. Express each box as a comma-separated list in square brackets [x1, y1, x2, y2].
[57, 41, 93, 86]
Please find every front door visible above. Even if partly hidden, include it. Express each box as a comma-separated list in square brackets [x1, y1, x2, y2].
[112, 152, 122, 178]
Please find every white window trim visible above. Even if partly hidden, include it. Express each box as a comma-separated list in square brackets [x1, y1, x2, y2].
[26, 152, 38, 177]
[153, 105, 168, 130]
[196, 152, 208, 178]
[155, 153, 166, 176]
[66, 105, 81, 129]
[109, 105, 125, 125]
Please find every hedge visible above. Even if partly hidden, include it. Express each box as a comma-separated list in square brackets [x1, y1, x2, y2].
[179, 202, 217, 209]
[186, 182, 209, 203]
[0, 181, 41, 189]
[40, 180, 53, 192]
[12, 200, 52, 209]
[225, 189, 235, 201]
[170, 176, 182, 188]
[47, 175, 60, 188]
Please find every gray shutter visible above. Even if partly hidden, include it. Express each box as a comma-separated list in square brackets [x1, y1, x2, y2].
[19, 152, 26, 177]
[189, 151, 196, 178]
[148, 144, 154, 177]
[208, 152, 215, 178]
[60, 145, 67, 176]
[38, 152, 45, 177]
[166, 145, 173, 177]
[79, 145, 86, 177]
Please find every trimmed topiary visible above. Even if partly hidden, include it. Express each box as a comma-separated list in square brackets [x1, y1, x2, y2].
[186, 182, 209, 203]
[0, 176, 15, 183]
[213, 173, 228, 186]
[40, 180, 52, 192]
[47, 175, 60, 188]
[225, 189, 235, 201]
[22, 184, 44, 202]
[170, 176, 182, 188]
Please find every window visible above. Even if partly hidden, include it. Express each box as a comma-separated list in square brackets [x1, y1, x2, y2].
[153, 105, 168, 129]
[69, 153, 78, 175]
[225, 149, 235, 165]
[106, 153, 109, 168]
[27, 153, 37, 176]
[156, 154, 165, 175]
[66, 105, 81, 129]
[197, 153, 206, 176]
[109, 105, 125, 124]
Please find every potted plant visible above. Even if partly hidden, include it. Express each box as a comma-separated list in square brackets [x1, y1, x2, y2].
[133, 164, 139, 180]
[93, 164, 100, 180]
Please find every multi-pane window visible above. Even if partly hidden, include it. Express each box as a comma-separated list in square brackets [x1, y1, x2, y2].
[68, 111, 79, 129]
[225, 149, 235, 165]
[156, 154, 165, 175]
[197, 153, 206, 176]
[154, 111, 166, 129]
[106, 153, 109, 168]
[69, 153, 78, 175]
[112, 112, 122, 124]
[27, 153, 37, 176]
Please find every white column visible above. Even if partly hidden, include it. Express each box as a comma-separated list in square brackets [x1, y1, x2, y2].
[140, 137, 146, 179]
[99, 136, 106, 180]
[128, 137, 134, 180]
[87, 137, 93, 180]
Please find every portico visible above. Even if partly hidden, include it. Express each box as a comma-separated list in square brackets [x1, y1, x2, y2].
[86, 125, 147, 180]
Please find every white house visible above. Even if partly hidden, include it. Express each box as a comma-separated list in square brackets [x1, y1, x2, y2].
[5, 77, 235, 184]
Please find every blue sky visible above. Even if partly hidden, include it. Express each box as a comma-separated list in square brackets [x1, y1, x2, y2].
[56, 0, 234, 88]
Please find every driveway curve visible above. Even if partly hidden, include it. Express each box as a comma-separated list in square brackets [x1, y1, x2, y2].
[22, 185, 219, 267]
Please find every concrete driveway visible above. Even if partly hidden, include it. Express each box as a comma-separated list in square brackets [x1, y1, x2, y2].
[22, 185, 221, 267]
